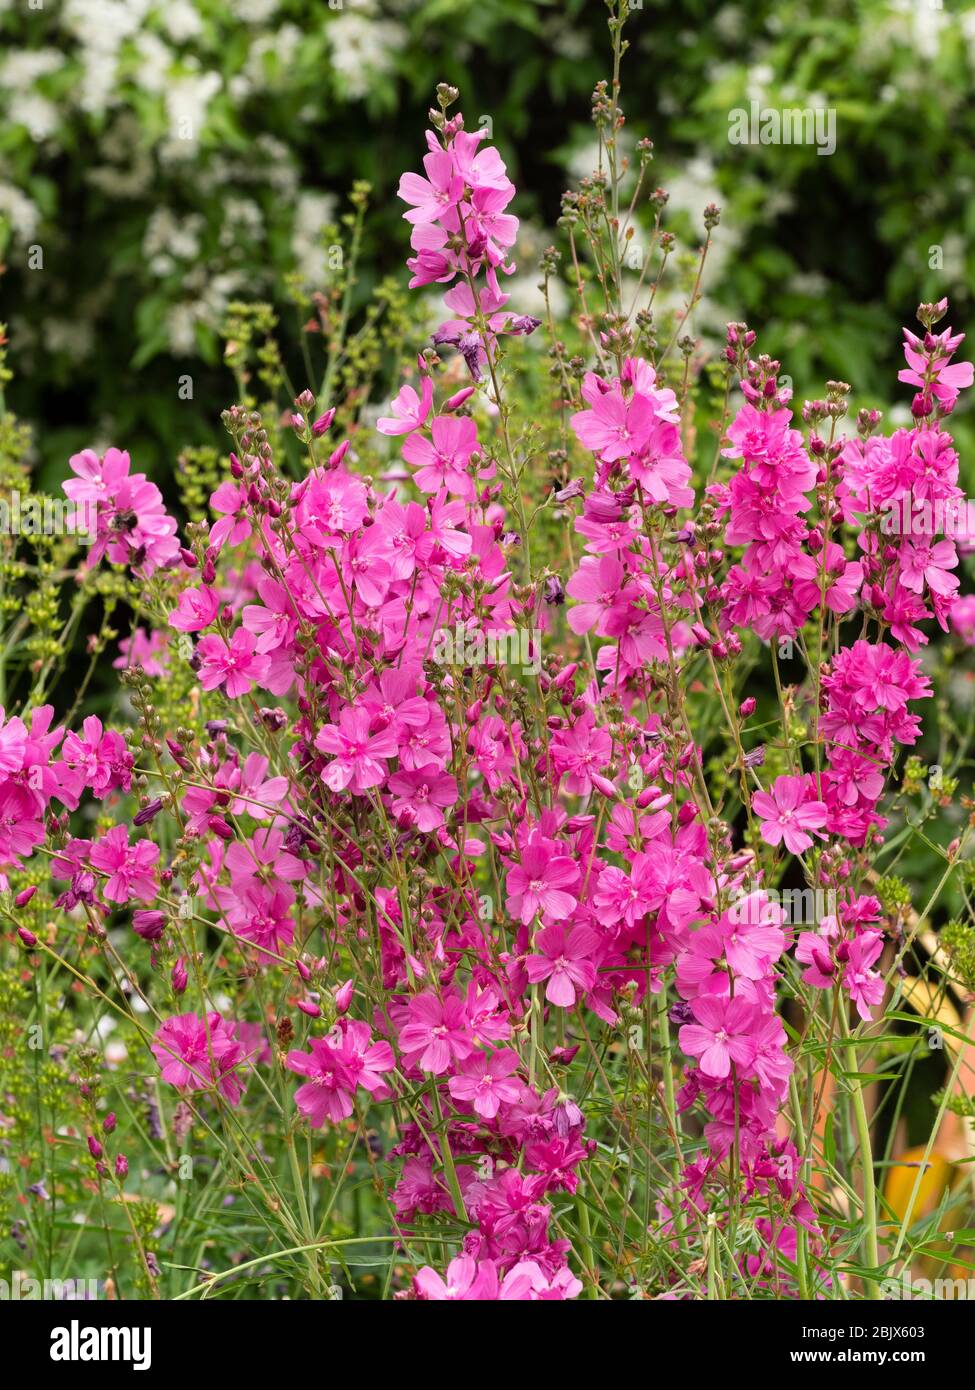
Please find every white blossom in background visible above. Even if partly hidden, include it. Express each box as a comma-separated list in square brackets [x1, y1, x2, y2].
[292, 191, 339, 287]
[43, 317, 95, 363]
[238, 0, 280, 21]
[161, 68, 223, 162]
[63, 0, 155, 116]
[220, 198, 265, 252]
[85, 114, 156, 198]
[0, 49, 65, 89]
[160, 0, 204, 43]
[135, 33, 176, 97]
[327, 12, 405, 100]
[0, 183, 40, 244]
[143, 209, 206, 267]
[0, 50, 64, 140]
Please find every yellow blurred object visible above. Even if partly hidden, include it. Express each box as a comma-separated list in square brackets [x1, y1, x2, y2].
[898, 974, 964, 1042]
[884, 1145, 958, 1225]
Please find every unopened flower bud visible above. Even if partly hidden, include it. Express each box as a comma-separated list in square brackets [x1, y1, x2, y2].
[443, 387, 475, 412]
[133, 910, 166, 942]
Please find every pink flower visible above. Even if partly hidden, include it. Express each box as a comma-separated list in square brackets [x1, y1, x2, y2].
[898, 538, 959, 597]
[114, 626, 168, 677]
[62, 716, 133, 797]
[398, 149, 464, 226]
[63, 446, 131, 505]
[570, 384, 654, 463]
[679, 995, 758, 1079]
[169, 585, 220, 633]
[337, 1019, 396, 1096]
[0, 783, 45, 866]
[505, 843, 580, 924]
[398, 991, 473, 1074]
[314, 706, 398, 794]
[795, 931, 837, 989]
[90, 825, 159, 903]
[286, 1037, 356, 1126]
[722, 892, 788, 980]
[151, 1012, 246, 1104]
[448, 1048, 522, 1119]
[388, 765, 458, 831]
[525, 923, 599, 1007]
[295, 470, 368, 539]
[0, 708, 27, 774]
[64, 448, 179, 577]
[208, 481, 252, 550]
[377, 377, 434, 436]
[843, 932, 885, 1021]
[752, 775, 828, 854]
[196, 628, 269, 697]
[401, 415, 478, 499]
[218, 878, 294, 959]
[414, 1255, 498, 1301]
[898, 324, 974, 413]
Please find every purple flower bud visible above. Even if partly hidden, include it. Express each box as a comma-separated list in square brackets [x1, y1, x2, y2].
[87, 1136, 103, 1160]
[508, 314, 541, 337]
[543, 575, 565, 606]
[115, 1154, 128, 1180]
[172, 958, 188, 995]
[554, 479, 585, 504]
[312, 408, 336, 437]
[15, 886, 37, 908]
[102, 1112, 117, 1134]
[134, 798, 164, 826]
[207, 816, 234, 841]
[17, 926, 37, 948]
[72, 869, 96, 900]
[739, 697, 756, 718]
[133, 910, 166, 942]
[328, 439, 350, 469]
[296, 999, 321, 1018]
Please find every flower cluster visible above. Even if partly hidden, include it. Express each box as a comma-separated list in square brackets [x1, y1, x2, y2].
[398, 101, 539, 379]
[12, 81, 969, 1302]
[65, 447, 180, 578]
